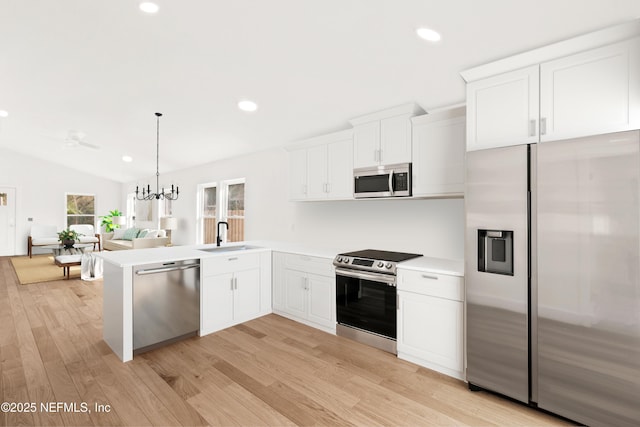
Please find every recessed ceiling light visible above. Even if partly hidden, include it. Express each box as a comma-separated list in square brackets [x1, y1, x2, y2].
[238, 100, 258, 112]
[416, 27, 441, 43]
[139, 2, 159, 14]
[122, 155, 133, 163]
[0, 110, 8, 118]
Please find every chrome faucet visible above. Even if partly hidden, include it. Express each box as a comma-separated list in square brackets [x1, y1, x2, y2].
[216, 221, 229, 246]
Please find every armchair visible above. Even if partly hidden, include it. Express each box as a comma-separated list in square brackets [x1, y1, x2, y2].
[69, 224, 101, 251]
[27, 225, 59, 258]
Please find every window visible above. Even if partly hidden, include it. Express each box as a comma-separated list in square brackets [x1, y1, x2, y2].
[225, 181, 245, 242]
[201, 184, 218, 244]
[66, 194, 95, 227]
[198, 179, 245, 244]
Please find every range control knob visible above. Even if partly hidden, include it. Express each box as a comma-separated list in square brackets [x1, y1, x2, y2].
[343, 257, 350, 263]
[336, 256, 342, 263]
[377, 261, 384, 268]
[385, 262, 393, 269]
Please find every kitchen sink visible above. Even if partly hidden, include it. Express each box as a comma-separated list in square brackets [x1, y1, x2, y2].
[198, 245, 262, 254]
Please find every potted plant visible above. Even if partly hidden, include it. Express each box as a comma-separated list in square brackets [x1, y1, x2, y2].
[100, 209, 125, 233]
[58, 228, 83, 249]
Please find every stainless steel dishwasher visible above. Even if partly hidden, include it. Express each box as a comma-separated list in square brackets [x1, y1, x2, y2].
[133, 259, 200, 353]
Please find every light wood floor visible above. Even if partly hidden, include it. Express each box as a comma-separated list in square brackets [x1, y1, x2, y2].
[0, 256, 573, 426]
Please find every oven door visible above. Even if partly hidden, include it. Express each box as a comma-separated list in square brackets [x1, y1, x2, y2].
[335, 267, 397, 339]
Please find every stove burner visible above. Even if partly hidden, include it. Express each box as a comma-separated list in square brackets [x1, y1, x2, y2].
[334, 249, 422, 274]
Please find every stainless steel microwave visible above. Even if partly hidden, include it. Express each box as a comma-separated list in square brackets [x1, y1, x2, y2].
[353, 163, 412, 198]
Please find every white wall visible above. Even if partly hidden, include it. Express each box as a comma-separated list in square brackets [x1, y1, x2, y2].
[126, 147, 464, 260]
[0, 147, 122, 255]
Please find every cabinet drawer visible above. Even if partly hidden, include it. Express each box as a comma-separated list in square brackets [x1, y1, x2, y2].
[283, 253, 333, 277]
[397, 269, 464, 301]
[202, 253, 260, 276]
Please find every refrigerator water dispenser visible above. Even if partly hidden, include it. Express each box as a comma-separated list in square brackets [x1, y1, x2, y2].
[478, 230, 513, 275]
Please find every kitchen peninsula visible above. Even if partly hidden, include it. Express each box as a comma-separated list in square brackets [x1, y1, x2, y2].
[99, 243, 273, 362]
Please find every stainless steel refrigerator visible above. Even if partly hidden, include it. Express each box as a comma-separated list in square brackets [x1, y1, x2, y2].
[465, 130, 640, 427]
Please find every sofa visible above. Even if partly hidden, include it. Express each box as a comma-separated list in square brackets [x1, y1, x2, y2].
[102, 228, 170, 251]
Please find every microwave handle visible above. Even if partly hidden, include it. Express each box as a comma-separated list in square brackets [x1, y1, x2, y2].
[388, 169, 394, 195]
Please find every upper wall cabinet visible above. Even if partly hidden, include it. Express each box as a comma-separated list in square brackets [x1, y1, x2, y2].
[539, 38, 640, 142]
[463, 20, 640, 151]
[411, 106, 466, 197]
[466, 66, 539, 151]
[287, 130, 353, 201]
[349, 103, 423, 168]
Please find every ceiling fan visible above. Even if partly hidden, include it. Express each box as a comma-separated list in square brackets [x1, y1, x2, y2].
[63, 130, 100, 150]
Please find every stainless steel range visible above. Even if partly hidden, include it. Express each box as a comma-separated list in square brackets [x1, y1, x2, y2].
[334, 249, 422, 354]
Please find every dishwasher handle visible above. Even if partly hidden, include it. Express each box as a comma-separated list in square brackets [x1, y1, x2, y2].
[135, 264, 200, 276]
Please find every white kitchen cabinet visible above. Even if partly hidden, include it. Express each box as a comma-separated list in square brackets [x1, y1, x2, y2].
[287, 130, 353, 201]
[201, 251, 271, 336]
[288, 148, 307, 201]
[272, 251, 335, 333]
[352, 121, 380, 168]
[411, 106, 466, 197]
[397, 268, 464, 380]
[539, 37, 640, 142]
[350, 103, 422, 168]
[466, 65, 539, 151]
[465, 37, 640, 151]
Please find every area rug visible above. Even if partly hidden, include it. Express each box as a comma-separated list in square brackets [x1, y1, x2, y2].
[10, 254, 81, 284]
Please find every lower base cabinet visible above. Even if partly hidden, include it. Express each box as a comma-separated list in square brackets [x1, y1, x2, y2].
[273, 252, 336, 333]
[201, 251, 271, 336]
[397, 268, 464, 380]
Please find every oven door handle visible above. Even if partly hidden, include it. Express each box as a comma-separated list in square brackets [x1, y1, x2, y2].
[335, 267, 396, 286]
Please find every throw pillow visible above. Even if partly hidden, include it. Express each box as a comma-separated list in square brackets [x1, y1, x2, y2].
[144, 229, 159, 238]
[112, 228, 126, 239]
[158, 229, 167, 237]
[138, 229, 149, 238]
[122, 228, 140, 241]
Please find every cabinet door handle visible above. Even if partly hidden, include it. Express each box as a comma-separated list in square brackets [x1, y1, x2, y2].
[540, 117, 547, 136]
[421, 274, 439, 280]
[529, 119, 536, 137]
[234, 277, 238, 290]
[230, 278, 234, 291]
[378, 149, 383, 163]
[303, 184, 307, 195]
[396, 294, 399, 310]
[228, 257, 238, 261]
[326, 183, 331, 193]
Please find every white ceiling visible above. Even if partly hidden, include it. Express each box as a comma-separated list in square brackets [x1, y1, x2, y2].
[1, 0, 639, 183]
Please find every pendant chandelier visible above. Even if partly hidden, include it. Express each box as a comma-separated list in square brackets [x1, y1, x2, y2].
[135, 112, 179, 201]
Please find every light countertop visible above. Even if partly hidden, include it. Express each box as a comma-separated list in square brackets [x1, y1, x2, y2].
[96, 240, 464, 276]
[397, 256, 464, 277]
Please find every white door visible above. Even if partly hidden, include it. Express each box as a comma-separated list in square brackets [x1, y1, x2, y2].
[540, 37, 640, 142]
[201, 273, 234, 334]
[326, 138, 353, 199]
[353, 121, 380, 168]
[288, 148, 308, 200]
[0, 187, 16, 256]
[307, 273, 334, 328]
[233, 268, 261, 322]
[466, 65, 539, 151]
[283, 269, 307, 318]
[380, 115, 412, 165]
[306, 144, 328, 199]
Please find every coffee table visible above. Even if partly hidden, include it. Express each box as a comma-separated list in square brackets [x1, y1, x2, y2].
[41, 243, 93, 257]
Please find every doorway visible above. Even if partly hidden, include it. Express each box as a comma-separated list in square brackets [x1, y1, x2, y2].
[0, 187, 16, 256]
